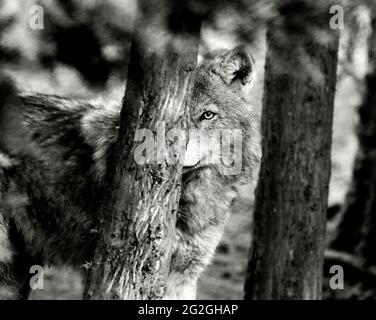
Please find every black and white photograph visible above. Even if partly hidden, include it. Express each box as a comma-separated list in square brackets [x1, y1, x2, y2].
[0, 0, 375, 307]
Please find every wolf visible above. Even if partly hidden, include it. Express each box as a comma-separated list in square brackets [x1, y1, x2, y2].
[0, 46, 260, 300]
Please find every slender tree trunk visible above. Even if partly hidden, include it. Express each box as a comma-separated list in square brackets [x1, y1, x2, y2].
[83, 0, 201, 300]
[245, 3, 339, 300]
[331, 6, 376, 266]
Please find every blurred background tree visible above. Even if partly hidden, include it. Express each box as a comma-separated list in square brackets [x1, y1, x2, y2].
[326, 1, 376, 299]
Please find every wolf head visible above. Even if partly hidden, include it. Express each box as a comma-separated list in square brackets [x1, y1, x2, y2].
[178, 46, 261, 233]
[182, 45, 260, 184]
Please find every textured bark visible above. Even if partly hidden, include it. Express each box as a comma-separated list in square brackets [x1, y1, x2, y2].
[245, 8, 339, 299]
[83, 0, 201, 299]
[331, 8, 376, 266]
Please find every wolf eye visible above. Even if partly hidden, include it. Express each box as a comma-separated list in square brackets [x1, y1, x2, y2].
[200, 111, 217, 121]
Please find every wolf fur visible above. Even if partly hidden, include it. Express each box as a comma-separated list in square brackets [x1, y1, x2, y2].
[0, 46, 260, 300]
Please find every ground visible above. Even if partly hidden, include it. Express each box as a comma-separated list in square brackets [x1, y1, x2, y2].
[29, 184, 255, 300]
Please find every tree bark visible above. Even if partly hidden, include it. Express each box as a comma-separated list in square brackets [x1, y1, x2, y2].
[83, 0, 201, 300]
[331, 6, 376, 266]
[245, 3, 339, 300]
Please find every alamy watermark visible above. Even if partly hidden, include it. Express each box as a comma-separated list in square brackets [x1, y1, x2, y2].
[29, 265, 44, 290]
[329, 5, 344, 30]
[329, 265, 344, 290]
[133, 121, 243, 175]
[29, 5, 44, 30]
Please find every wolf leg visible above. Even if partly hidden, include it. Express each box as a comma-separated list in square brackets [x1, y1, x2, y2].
[0, 261, 32, 300]
[0, 219, 37, 300]
[164, 273, 198, 300]
[165, 225, 225, 300]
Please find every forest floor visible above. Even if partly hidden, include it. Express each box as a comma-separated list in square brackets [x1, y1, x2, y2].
[29, 184, 255, 300]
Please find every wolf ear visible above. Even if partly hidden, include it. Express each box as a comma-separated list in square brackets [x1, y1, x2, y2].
[212, 45, 256, 94]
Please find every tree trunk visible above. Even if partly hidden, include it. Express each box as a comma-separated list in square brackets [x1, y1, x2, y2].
[83, 0, 201, 300]
[331, 6, 376, 266]
[245, 3, 339, 300]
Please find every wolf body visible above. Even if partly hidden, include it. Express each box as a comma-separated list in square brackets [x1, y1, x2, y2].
[0, 46, 260, 299]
